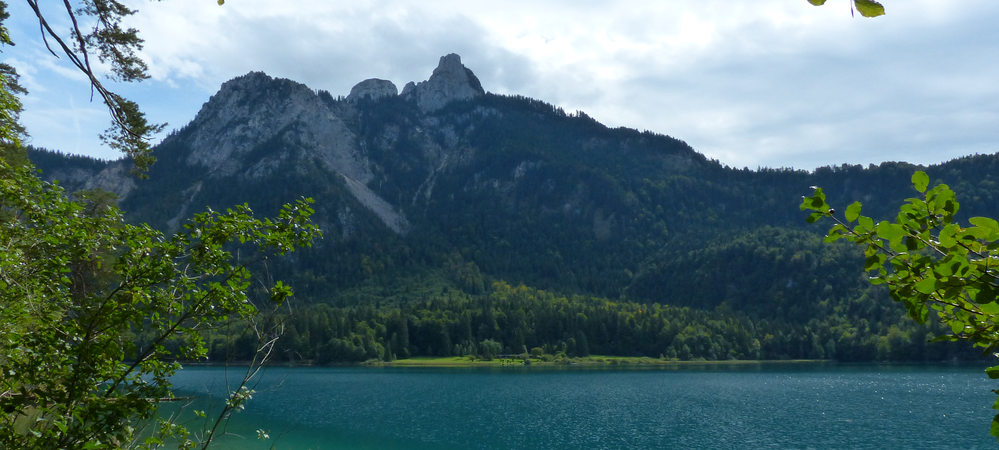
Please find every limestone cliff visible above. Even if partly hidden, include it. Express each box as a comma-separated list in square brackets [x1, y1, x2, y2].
[347, 78, 398, 102]
[402, 54, 485, 112]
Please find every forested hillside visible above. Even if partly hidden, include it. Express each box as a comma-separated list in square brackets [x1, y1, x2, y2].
[29, 55, 999, 363]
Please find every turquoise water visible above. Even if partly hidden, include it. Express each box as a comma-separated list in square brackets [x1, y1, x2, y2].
[166, 363, 996, 449]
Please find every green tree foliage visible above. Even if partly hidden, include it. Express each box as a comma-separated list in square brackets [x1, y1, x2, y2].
[807, 0, 886, 18]
[260, 279, 973, 365]
[802, 171, 999, 440]
[13, 0, 224, 173]
[478, 339, 503, 360]
[0, 159, 320, 447]
[0, 2, 326, 446]
[0, 4, 25, 148]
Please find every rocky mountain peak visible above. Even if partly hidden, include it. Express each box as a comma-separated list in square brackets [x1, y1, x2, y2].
[403, 53, 484, 111]
[164, 70, 412, 235]
[182, 71, 319, 170]
[217, 70, 274, 90]
[347, 78, 398, 102]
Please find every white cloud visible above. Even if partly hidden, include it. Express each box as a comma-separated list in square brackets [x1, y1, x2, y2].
[6, 0, 999, 169]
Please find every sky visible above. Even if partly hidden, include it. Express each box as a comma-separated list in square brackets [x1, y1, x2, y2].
[4, 0, 999, 170]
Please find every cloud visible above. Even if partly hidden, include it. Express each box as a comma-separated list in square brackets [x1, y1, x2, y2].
[6, 0, 999, 168]
[20, 98, 105, 155]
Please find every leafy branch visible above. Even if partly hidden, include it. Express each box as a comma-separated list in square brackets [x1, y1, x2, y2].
[0, 160, 321, 448]
[21, 0, 226, 175]
[803, 170, 999, 439]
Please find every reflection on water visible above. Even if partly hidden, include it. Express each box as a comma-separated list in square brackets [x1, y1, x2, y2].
[166, 363, 995, 449]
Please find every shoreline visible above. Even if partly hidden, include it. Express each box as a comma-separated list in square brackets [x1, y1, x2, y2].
[365, 356, 829, 368]
[178, 356, 828, 368]
[176, 356, 989, 369]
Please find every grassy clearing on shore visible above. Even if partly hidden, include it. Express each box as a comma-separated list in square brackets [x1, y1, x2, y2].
[366, 355, 827, 368]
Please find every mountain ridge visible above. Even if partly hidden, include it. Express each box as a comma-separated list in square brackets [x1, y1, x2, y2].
[28, 54, 999, 314]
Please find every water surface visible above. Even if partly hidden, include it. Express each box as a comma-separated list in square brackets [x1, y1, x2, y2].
[167, 363, 995, 449]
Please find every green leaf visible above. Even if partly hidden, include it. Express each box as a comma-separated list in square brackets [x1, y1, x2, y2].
[806, 211, 824, 224]
[988, 365, 999, 379]
[864, 254, 881, 271]
[966, 226, 993, 240]
[938, 223, 959, 248]
[980, 302, 999, 315]
[800, 187, 828, 212]
[911, 171, 929, 193]
[904, 303, 930, 323]
[271, 280, 294, 303]
[914, 277, 938, 295]
[854, 0, 885, 17]
[824, 224, 850, 242]
[992, 413, 999, 440]
[928, 332, 956, 342]
[845, 201, 862, 223]
[948, 319, 966, 335]
[858, 216, 875, 232]
[970, 217, 999, 240]
[807, 0, 828, 5]
[876, 221, 904, 242]
[928, 184, 959, 219]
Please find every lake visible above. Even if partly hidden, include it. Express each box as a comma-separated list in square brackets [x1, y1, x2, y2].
[165, 363, 996, 449]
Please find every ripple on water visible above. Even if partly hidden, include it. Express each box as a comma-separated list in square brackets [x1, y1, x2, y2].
[168, 364, 995, 449]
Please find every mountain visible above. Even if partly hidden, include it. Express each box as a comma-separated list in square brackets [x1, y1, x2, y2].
[29, 54, 999, 362]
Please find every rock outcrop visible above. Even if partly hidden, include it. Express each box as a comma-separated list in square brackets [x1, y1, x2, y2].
[347, 78, 398, 102]
[183, 72, 321, 173]
[162, 71, 412, 234]
[157, 56, 489, 235]
[403, 53, 484, 112]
